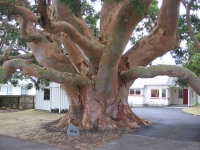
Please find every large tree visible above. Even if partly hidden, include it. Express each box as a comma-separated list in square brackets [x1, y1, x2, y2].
[0, 0, 200, 132]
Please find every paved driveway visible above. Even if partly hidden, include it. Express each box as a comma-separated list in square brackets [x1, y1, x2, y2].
[96, 107, 200, 150]
[133, 107, 200, 142]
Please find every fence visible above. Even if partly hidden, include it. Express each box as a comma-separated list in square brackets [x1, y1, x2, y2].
[0, 95, 34, 110]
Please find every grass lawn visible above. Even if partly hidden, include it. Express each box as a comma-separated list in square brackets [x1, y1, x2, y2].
[182, 105, 200, 116]
[0, 109, 122, 150]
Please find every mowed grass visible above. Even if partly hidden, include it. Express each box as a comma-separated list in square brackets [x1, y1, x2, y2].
[182, 105, 200, 116]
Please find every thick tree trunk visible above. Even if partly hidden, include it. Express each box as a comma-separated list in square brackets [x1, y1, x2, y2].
[54, 78, 149, 132]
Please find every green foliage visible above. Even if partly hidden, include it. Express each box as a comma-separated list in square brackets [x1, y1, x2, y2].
[170, 2, 200, 87]
[6, 0, 16, 3]
[0, 66, 4, 83]
[104, 0, 146, 15]
[59, 0, 100, 37]
[130, 0, 159, 45]
[130, 0, 145, 15]
[174, 78, 188, 88]
[82, 3, 100, 37]
[59, 0, 83, 16]
[194, 102, 200, 106]
[5, 69, 50, 90]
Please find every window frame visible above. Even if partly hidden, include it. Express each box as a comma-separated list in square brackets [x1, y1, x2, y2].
[43, 88, 50, 101]
[162, 89, 167, 98]
[21, 85, 28, 95]
[178, 89, 183, 98]
[151, 89, 159, 98]
[135, 89, 141, 95]
[129, 89, 135, 94]
[129, 89, 141, 95]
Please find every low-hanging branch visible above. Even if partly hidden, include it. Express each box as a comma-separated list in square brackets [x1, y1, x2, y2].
[2, 59, 90, 87]
[121, 65, 200, 95]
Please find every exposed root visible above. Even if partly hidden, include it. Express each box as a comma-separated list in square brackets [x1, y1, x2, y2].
[52, 112, 150, 134]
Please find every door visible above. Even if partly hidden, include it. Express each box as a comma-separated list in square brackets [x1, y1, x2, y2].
[183, 89, 188, 104]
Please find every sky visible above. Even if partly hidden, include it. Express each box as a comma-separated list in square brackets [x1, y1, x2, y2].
[91, 0, 188, 66]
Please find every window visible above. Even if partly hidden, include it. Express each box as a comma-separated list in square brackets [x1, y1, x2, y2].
[44, 89, 50, 100]
[129, 89, 141, 95]
[178, 89, 183, 98]
[136, 89, 141, 95]
[7, 85, 13, 95]
[151, 89, 159, 97]
[162, 89, 167, 97]
[21, 86, 28, 95]
[129, 89, 134, 94]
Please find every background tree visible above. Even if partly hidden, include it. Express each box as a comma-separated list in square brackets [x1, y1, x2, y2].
[171, 0, 200, 87]
[0, 0, 200, 132]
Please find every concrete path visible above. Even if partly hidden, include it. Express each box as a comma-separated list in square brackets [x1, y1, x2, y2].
[96, 107, 200, 150]
[0, 135, 63, 150]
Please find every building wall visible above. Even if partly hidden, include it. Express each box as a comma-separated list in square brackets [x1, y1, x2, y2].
[128, 88, 144, 106]
[170, 87, 183, 105]
[189, 88, 198, 106]
[128, 86, 171, 106]
[0, 84, 36, 96]
[143, 85, 170, 106]
[35, 88, 50, 111]
[128, 95, 144, 107]
[198, 95, 200, 104]
[35, 86, 69, 113]
[50, 87, 69, 112]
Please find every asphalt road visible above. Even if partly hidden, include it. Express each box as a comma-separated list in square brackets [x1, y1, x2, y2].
[133, 107, 200, 142]
[0, 135, 63, 150]
[96, 107, 200, 150]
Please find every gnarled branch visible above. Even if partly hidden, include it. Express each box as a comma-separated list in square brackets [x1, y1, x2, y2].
[61, 33, 89, 75]
[1, 53, 34, 61]
[20, 18, 41, 42]
[38, 0, 103, 65]
[122, 0, 181, 67]
[121, 64, 200, 95]
[55, 0, 96, 41]
[2, 39, 15, 61]
[2, 59, 90, 87]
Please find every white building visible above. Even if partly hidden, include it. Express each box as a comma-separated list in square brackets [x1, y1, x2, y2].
[35, 76, 200, 113]
[35, 82, 69, 113]
[0, 84, 36, 96]
[128, 76, 200, 107]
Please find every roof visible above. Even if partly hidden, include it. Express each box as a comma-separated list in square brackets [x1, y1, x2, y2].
[130, 76, 173, 88]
